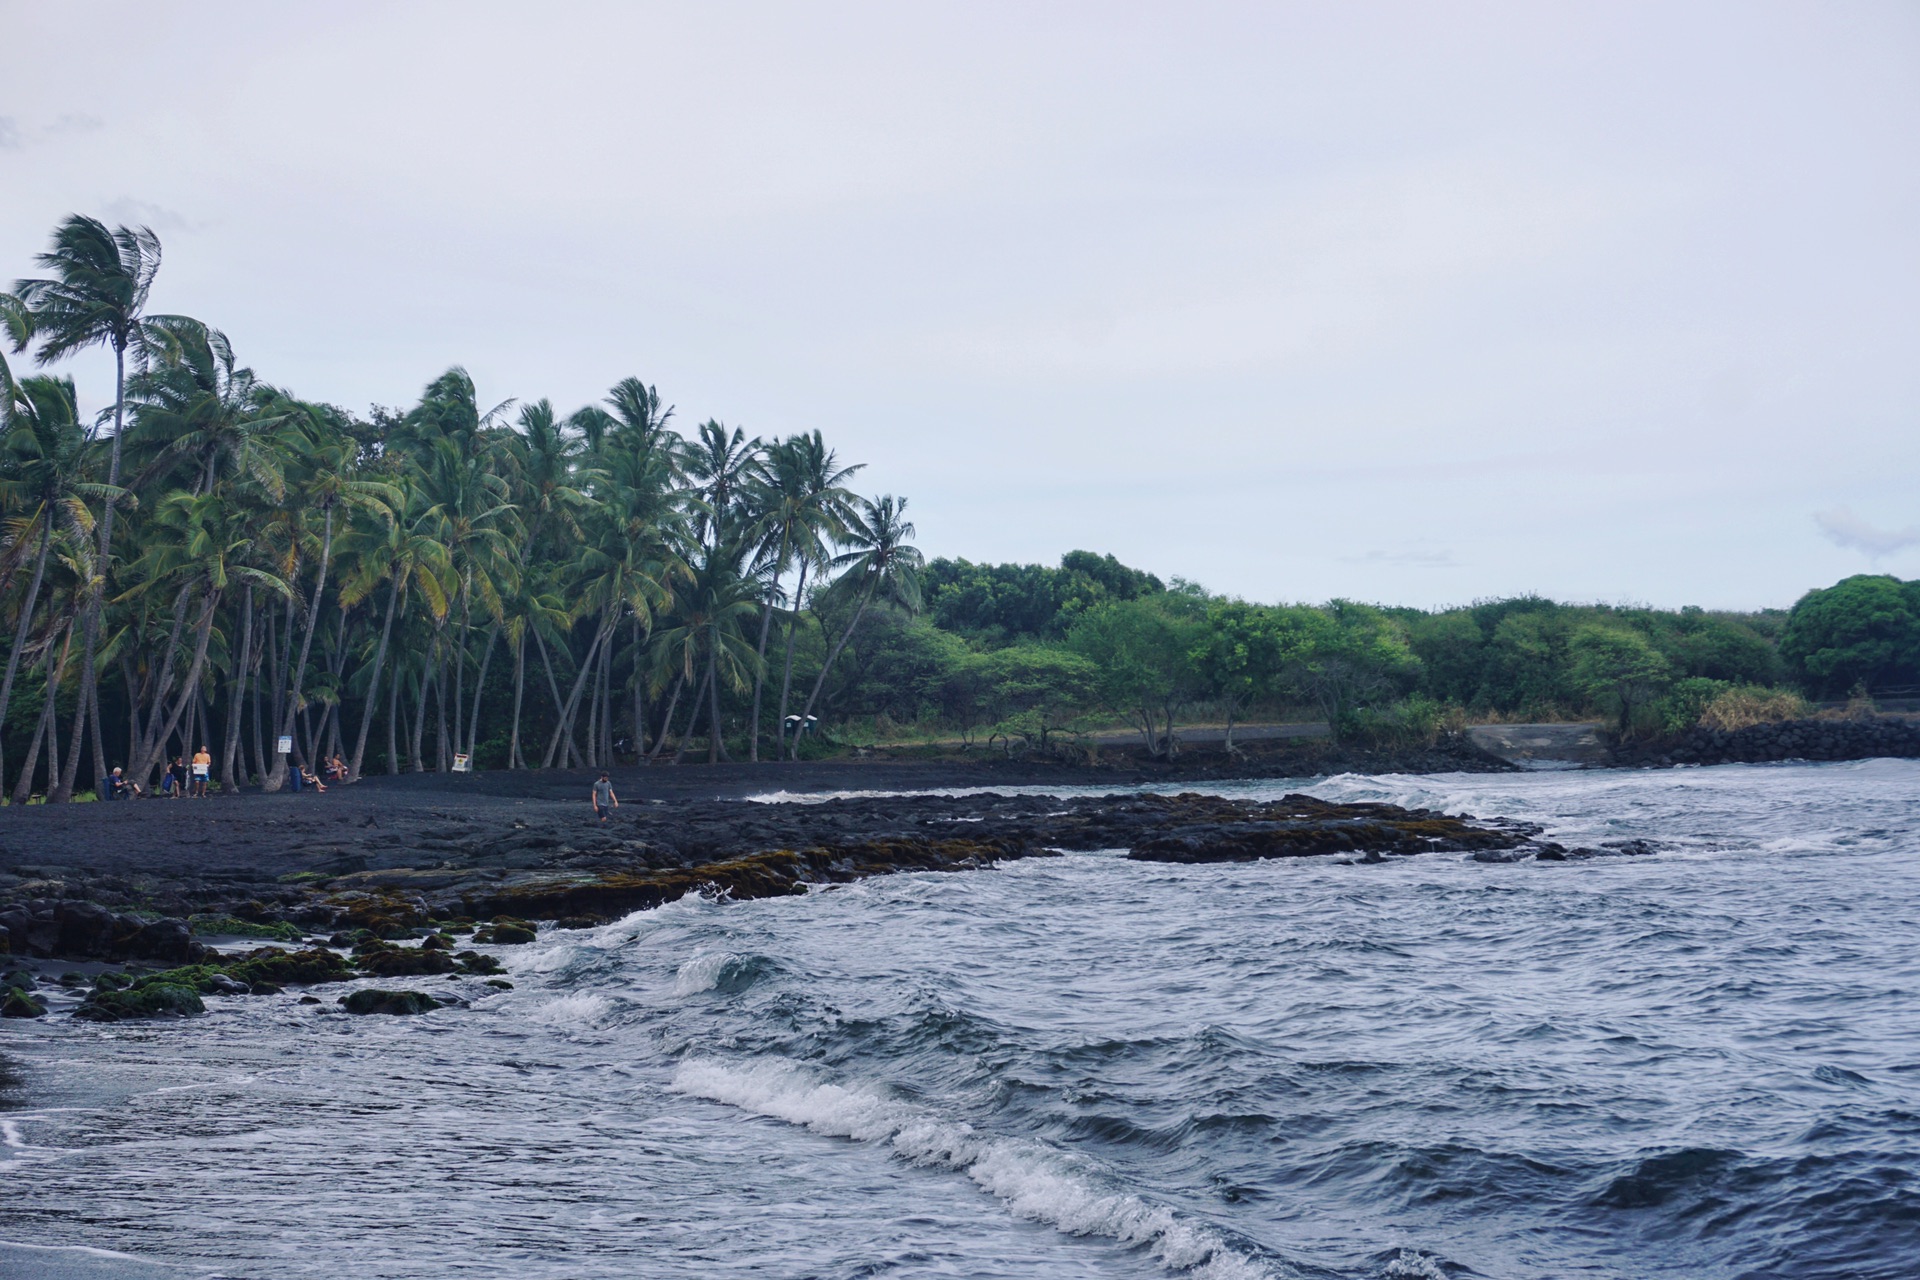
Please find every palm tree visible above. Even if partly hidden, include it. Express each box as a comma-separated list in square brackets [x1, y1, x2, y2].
[10, 216, 210, 801]
[334, 478, 449, 780]
[264, 421, 399, 789]
[123, 327, 287, 498]
[749, 432, 863, 760]
[121, 490, 286, 785]
[792, 495, 923, 758]
[0, 375, 119, 789]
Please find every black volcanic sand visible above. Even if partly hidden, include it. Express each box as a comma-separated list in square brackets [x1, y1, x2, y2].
[0, 741, 1651, 987]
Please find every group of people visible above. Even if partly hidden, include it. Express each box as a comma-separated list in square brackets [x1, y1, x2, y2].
[102, 750, 351, 799]
[106, 746, 214, 800]
[290, 755, 348, 793]
[105, 756, 625, 820]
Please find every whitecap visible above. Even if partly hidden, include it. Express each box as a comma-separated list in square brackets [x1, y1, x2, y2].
[671, 1056, 1284, 1279]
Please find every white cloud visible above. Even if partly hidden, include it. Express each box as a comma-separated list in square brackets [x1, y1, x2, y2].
[1814, 508, 1920, 560]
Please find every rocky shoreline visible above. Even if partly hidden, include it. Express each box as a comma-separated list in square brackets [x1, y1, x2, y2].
[1610, 715, 1920, 769]
[0, 766, 1622, 1021]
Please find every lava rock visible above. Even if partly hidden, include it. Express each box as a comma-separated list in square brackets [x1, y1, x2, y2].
[2, 987, 46, 1018]
[339, 988, 441, 1016]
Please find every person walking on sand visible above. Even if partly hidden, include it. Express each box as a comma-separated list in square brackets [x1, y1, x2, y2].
[191, 745, 212, 797]
[592, 772, 618, 823]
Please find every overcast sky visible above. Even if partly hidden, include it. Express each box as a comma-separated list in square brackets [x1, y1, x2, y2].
[3, 2, 1916, 609]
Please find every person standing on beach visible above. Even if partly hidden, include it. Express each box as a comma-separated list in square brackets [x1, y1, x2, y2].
[191, 745, 212, 797]
[592, 772, 617, 823]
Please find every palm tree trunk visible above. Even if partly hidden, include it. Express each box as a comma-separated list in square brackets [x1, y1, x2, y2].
[584, 647, 600, 769]
[133, 585, 193, 774]
[599, 632, 615, 763]
[532, 626, 581, 768]
[542, 620, 611, 769]
[775, 557, 811, 760]
[675, 667, 712, 765]
[349, 578, 401, 782]
[706, 621, 729, 764]
[269, 583, 292, 752]
[508, 631, 526, 769]
[120, 654, 142, 768]
[453, 581, 471, 763]
[130, 592, 223, 783]
[409, 652, 432, 772]
[386, 653, 402, 774]
[747, 529, 790, 762]
[464, 621, 499, 762]
[221, 585, 254, 792]
[648, 672, 684, 761]
[13, 623, 70, 803]
[0, 519, 54, 786]
[433, 650, 450, 771]
[629, 615, 644, 765]
[268, 505, 335, 791]
[87, 664, 107, 793]
[248, 601, 268, 783]
[794, 580, 876, 759]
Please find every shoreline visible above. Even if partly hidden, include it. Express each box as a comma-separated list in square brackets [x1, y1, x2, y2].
[0, 742, 1552, 1003]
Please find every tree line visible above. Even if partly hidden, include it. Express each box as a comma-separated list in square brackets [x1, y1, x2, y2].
[3, 214, 1912, 799]
[0, 214, 927, 800]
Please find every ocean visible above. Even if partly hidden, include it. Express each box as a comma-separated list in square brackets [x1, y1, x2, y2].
[4, 759, 1917, 1279]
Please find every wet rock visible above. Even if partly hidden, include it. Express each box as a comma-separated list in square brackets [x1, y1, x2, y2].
[473, 917, 537, 945]
[74, 982, 206, 1021]
[340, 988, 441, 1016]
[1127, 796, 1534, 864]
[297, 995, 321, 1005]
[2, 988, 46, 1018]
[355, 943, 456, 978]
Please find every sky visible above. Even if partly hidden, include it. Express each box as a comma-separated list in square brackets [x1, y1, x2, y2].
[2, 1, 1916, 610]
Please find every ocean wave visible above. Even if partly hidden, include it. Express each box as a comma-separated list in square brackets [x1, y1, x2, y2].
[670, 1055, 1289, 1279]
[672, 950, 780, 996]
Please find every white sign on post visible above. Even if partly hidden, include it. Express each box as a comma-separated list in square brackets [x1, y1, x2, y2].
[452, 754, 471, 773]
[276, 736, 294, 755]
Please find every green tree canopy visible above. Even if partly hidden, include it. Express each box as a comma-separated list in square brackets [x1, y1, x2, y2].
[1779, 574, 1920, 698]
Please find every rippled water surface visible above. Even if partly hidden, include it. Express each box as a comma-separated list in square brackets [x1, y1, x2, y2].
[4, 760, 1919, 1279]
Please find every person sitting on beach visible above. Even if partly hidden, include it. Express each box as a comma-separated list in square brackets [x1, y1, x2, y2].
[325, 754, 346, 783]
[300, 764, 326, 793]
[191, 745, 212, 797]
[106, 766, 139, 800]
[592, 772, 617, 823]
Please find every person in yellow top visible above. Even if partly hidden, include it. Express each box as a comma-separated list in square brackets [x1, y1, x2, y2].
[191, 745, 212, 798]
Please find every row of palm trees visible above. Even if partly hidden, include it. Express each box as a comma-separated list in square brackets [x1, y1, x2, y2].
[0, 214, 924, 801]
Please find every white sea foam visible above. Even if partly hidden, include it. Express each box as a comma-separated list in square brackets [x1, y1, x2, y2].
[671, 1056, 1284, 1279]
[524, 991, 614, 1029]
[672, 951, 737, 996]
